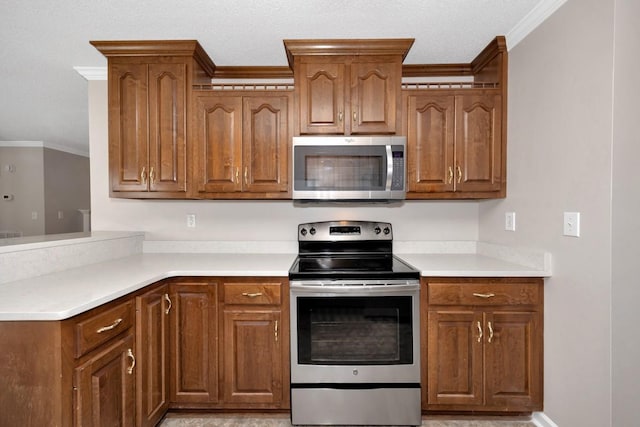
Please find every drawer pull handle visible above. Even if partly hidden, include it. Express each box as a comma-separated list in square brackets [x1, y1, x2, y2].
[473, 292, 495, 299]
[96, 318, 123, 333]
[126, 348, 136, 375]
[242, 292, 263, 298]
[488, 321, 494, 343]
[164, 293, 172, 315]
[476, 321, 483, 343]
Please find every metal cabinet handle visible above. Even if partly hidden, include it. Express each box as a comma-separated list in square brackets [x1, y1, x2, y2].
[96, 318, 123, 333]
[448, 166, 453, 184]
[149, 166, 155, 185]
[353, 111, 357, 122]
[488, 321, 494, 343]
[164, 293, 172, 315]
[126, 348, 136, 375]
[473, 293, 496, 299]
[241, 292, 263, 298]
[244, 167, 248, 185]
[457, 164, 462, 184]
[141, 167, 147, 185]
[476, 321, 483, 343]
[235, 167, 239, 184]
[338, 111, 343, 122]
[274, 320, 279, 342]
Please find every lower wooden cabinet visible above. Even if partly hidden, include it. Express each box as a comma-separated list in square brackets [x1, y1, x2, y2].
[74, 333, 136, 427]
[221, 279, 288, 407]
[169, 281, 219, 405]
[136, 284, 171, 427]
[422, 277, 543, 413]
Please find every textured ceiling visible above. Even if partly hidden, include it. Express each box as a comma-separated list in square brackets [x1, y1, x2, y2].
[0, 0, 554, 155]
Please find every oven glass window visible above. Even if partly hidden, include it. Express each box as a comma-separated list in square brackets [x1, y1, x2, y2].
[296, 296, 413, 365]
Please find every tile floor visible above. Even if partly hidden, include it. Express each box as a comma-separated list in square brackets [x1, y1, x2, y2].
[159, 413, 536, 427]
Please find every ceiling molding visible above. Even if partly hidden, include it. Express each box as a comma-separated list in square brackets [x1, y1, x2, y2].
[73, 66, 107, 81]
[0, 141, 90, 157]
[506, 0, 568, 50]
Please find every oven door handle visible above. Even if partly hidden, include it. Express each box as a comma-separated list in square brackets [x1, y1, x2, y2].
[290, 282, 420, 295]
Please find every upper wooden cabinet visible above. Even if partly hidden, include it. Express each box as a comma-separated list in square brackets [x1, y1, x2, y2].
[405, 92, 503, 197]
[91, 40, 215, 199]
[191, 91, 292, 199]
[402, 36, 508, 199]
[284, 39, 413, 135]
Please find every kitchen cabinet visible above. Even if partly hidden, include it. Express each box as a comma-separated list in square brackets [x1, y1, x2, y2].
[422, 278, 543, 413]
[91, 40, 215, 199]
[136, 284, 171, 427]
[169, 281, 219, 405]
[221, 279, 289, 408]
[284, 39, 413, 135]
[191, 92, 292, 199]
[405, 92, 503, 198]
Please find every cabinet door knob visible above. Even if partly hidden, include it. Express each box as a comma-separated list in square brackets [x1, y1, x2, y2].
[164, 293, 172, 315]
[126, 348, 136, 375]
[488, 321, 494, 343]
[96, 318, 123, 334]
[476, 321, 483, 343]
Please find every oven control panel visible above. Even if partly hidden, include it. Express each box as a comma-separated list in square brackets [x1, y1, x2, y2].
[298, 221, 392, 241]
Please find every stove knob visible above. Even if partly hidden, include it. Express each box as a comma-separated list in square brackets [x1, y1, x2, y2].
[309, 227, 316, 235]
[300, 228, 307, 236]
[374, 226, 381, 234]
[383, 227, 391, 235]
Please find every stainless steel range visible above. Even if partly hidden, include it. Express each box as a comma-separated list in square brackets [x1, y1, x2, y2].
[288, 220, 421, 426]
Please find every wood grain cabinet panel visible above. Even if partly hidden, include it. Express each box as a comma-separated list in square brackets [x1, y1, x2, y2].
[406, 92, 503, 198]
[74, 334, 136, 427]
[422, 277, 543, 413]
[169, 282, 219, 405]
[191, 92, 292, 199]
[136, 284, 170, 427]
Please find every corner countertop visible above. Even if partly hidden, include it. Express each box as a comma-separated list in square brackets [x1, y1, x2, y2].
[0, 238, 551, 321]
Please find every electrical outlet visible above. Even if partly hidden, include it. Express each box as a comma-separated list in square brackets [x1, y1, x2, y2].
[58, 210, 64, 220]
[563, 212, 580, 237]
[186, 214, 196, 228]
[505, 212, 516, 231]
[31, 211, 38, 220]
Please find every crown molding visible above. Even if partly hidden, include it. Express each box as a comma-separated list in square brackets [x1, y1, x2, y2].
[507, 0, 568, 50]
[73, 66, 107, 81]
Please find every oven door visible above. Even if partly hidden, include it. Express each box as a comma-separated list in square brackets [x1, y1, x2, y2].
[290, 280, 420, 384]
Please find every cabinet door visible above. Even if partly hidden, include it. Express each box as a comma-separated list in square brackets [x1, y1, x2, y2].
[350, 61, 399, 134]
[455, 94, 503, 192]
[74, 334, 136, 427]
[193, 95, 243, 193]
[297, 61, 345, 134]
[484, 311, 543, 410]
[243, 95, 290, 194]
[427, 310, 483, 407]
[407, 95, 455, 193]
[136, 285, 170, 427]
[222, 309, 283, 406]
[170, 283, 219, 403]
[109, 62, 149, 192]
[148, 63, 187, 193]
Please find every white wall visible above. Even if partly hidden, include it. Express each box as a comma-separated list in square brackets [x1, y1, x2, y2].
[479, 0, 616, 425]
[611, 0, 640, 425]
[88, 80, 480, 243]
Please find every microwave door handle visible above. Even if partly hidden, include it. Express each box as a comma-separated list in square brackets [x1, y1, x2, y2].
[385, 145, 393, 191]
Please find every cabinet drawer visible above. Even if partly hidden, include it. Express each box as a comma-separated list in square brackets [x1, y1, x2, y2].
[223, 283, 282, 305]
[74, 301, 134, 358]
[427, 281, 541, 306]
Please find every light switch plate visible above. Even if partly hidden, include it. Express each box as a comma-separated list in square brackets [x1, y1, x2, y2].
[505, 212, 516, 231]
[563, 212, 580, 237]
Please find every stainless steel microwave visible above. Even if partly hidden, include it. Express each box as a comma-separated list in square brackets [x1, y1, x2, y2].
[292, 136, 407, 201]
